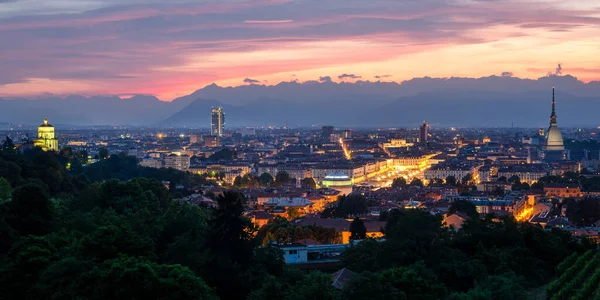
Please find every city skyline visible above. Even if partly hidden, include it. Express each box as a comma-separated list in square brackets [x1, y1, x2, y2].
[1, 0, 600, 100]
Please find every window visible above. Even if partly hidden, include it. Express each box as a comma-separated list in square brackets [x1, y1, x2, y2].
[289, 250, 297, 254]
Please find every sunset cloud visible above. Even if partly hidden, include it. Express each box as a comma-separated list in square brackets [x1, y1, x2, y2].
[0, 0, 599, 100]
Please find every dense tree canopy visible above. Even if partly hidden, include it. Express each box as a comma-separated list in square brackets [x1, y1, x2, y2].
[0, 149, 594, 300]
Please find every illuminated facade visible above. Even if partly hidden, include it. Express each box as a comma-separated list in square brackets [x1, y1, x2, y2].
[543, 88, 566, 161]
[322, 172, 353, 187]
[211, 107, 225, 137]
[34, 118, 59, 151]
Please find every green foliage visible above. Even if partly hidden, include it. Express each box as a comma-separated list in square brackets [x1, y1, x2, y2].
[98, 148, 109, 160]
[275, 171, 292, 185]
[392, 177, 407, 188]
[410, 178, 424, 187]
[448, 200, 479, 219]
[79, 153, 213, 189]
[546, 250, 598, 299]
[78, 255, 218, 300]
[258, 216, 340, 245]
[349, 217, 367, 240]
[6, 183, 54, 236]
[301, 177, 317, 188]
[1, 136, 18, 155]
[446, 176, 458, 186]
[565, 197, 600, 226]
[0, 177, 11, 202]
[208, 148, 236, 161]
[321, 194, 369, 218]
[284, 271, 340, 300]
[259, 172, 274, 186]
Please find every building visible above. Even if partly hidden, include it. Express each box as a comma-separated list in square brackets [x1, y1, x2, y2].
[34, 118, 59, 151]
[496, 164, 550, 184]
[544, 184, 582, 198]
[543, 88, 566, 161]
[424, 163, 481, 182]
[164, 154, 190, 171]
[140, 158, 163, 168]
[211, 107, 225, 137]
[204, 135, 220, 147]
[321, 126, 334, 138]
[419, 121, 429, 144]
[190, 134, 202, 144]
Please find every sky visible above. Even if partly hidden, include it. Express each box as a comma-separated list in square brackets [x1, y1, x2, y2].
[0, 0, 599, 101]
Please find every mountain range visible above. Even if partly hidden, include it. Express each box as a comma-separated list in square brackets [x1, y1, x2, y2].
[1, 74, 599, 128]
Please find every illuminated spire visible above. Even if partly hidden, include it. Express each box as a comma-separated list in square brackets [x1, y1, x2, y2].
[44, 117, 48, 125]
[550, 87, 557, 125]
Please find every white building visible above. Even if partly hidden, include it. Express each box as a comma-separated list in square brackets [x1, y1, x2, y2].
[164, 154, 190, 171]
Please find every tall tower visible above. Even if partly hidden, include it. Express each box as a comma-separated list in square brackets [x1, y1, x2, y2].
[419, 121, 429, 143]
[543, 88, 565, 161]
[211, 107, 224, 137]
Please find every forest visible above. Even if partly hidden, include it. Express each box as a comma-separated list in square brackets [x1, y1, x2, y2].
[0, 144, 595, 299]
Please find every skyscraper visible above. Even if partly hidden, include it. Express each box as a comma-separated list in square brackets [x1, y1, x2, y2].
[211, 107, 224, 137]
[420, 121, 429, 143]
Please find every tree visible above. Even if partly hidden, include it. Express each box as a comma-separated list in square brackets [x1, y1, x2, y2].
[1, 136, 18, 154]
[392, 177, 407, 188]
[233, 176, 243, 187]
[508, 175, 521, 183]
[209, 148, 235, 161]
[497, 176, 507, 183]
[275, 171, 292, 185]
[432, 178, 445, 186]
[448, 200, 479, 219]
[410, 178, 424, 187]
[98, 148, 109, 160]
[6, 183, 54, 236]
[301, 177, 317, 188]
[77, 256, 218, 300]
[0, 177, 12, 202]
[284, 271, 340, 300]
[287, 207, 302, 220]
[461, 173, 473, 186]
[204, 191, 257, 299]
[349, 217, 367, 240]
[259, 173, 274, 186]
[446, 176, 458, 186]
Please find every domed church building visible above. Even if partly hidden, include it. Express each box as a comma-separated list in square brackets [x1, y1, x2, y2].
[34, 118, 59, 152]
[543, 88, 566, 161]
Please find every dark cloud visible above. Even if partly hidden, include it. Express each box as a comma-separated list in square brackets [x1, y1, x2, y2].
[319, 76, 332, 82]
[501, 72, 513, 77]
[243, 78, 260, 84]
[375, 75, 392, 79]
[338, 74, 361, 80]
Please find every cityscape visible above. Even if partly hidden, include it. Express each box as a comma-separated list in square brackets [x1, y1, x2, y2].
[2, 0, 600, 299]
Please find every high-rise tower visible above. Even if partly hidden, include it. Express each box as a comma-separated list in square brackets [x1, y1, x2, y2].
[211, 107, 224, 137]
[419, 121, 429, 144]
[544, 88, 564, 151]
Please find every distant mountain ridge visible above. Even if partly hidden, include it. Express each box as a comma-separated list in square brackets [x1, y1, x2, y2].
[2, 74, 599, 127]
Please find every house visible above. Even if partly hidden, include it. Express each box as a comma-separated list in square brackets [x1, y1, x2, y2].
[295, 217, 385, 244]
[443, 212, 470, 230]
[544, 184, 582, 198]
[249, 211, 273, 228]
[331, 268, 358, 290]
[278, 243, 308, 264]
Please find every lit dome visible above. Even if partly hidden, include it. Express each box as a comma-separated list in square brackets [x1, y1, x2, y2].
[545, 125, 564, 151]
[544, 88, 564, 151]
[322, 172, 352, 187]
